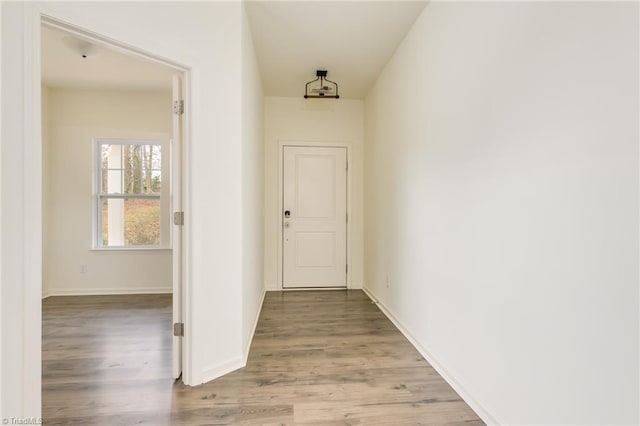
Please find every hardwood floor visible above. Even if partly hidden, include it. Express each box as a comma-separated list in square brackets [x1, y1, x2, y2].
[43, 291, 483, 425]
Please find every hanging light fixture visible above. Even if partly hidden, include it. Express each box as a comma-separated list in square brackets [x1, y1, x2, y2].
[304, 70, 339, 99]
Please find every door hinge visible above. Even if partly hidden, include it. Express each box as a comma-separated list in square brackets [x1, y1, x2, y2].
[346, 264, 348, 274]
[173, 322, 184, 337]
[346, 160, 348, 171]
[173, 100, 184, 115]
[173, 211, 184, 226]
[346, 212, 348, 223]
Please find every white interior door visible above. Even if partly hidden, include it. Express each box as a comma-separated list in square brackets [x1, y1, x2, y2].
[283, 146, 347, 288]
[171, 74, 183, 379]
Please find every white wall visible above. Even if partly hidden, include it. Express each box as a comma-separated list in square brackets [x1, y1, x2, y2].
[0, 2, 3, 417]
[1, 2, 39, 416]
[0, 0, 3, 415]
[364, 2, 638, 425]
[42, 87, 172, 297]
[263, 97, 363, 290]
[1, 0, 253, 416]
[241, 5, 265, 356]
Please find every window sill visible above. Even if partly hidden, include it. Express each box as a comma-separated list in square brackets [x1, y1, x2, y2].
[91, 247, 172, 253]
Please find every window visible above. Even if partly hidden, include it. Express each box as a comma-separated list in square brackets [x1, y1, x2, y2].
[96, 140, 164, 248]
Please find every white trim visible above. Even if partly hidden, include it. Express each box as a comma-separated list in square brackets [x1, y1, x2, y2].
[97, 138, 165, 146]
[277, 141, 353, 290]
[0, 0, 3, 414]
[200, 356, 245, 385]
[362, 286, 501, 426]
[243, 288, 266, 363]
[180, 71, 193, 386]
[170, 75, 181, 380]
[43, 287, 172, 297]
[90, 248, 172, 253]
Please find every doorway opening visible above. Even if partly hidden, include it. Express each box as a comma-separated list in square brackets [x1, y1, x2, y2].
[40, 17, 189, 417]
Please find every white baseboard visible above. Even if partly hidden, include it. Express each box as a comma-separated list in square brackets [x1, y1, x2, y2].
[362, 286, 500, 426]
[200, 356, 245, 385]
[43, 286, 172, 297]
[244, 288, 266, 363]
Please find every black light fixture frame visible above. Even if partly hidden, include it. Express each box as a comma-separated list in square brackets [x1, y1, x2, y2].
[304, 70, 339, 99]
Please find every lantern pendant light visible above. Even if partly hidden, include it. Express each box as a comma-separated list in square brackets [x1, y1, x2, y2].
[304, 70, 339, 99]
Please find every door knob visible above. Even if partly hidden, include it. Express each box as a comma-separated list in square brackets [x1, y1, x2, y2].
[284, 210, 291, 218]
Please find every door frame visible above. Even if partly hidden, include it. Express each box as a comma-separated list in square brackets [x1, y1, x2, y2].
[28, 12, 193, 397]
[277, 141, 353, 290]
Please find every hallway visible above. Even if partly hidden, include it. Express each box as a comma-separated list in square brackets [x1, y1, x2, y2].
[43, 291, 482, 424]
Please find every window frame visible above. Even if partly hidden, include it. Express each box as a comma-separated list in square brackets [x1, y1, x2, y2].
[94, 138, 166, 250]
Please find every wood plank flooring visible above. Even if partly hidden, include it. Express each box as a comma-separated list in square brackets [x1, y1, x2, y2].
[43, 290, 483, 425]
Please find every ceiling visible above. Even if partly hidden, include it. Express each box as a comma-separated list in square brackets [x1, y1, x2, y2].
[245, 1, 427, 99]
[41, 25, 174, 92]
[41, 2, 427, 98]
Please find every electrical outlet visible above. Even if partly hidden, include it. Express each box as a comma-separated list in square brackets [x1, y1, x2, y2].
[80, 264, 88, 274]
[386, 275, 390, 289]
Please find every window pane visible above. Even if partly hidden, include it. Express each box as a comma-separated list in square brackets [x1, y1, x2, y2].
[151, 170, 162, 193]
[100, 143, 161, 195]
[151, 147, 161, 169]
[101, 197, 161, 246]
